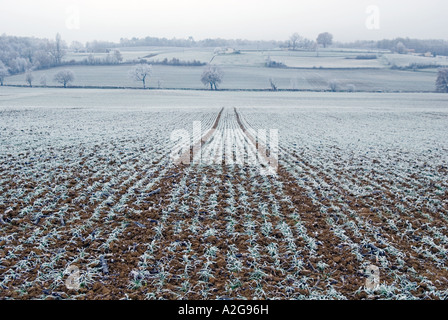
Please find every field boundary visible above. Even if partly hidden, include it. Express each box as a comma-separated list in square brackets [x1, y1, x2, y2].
[0, 84, 436, 93]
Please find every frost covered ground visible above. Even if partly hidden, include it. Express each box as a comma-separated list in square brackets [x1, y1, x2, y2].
[0, 88, 447, 299]
[4, 64, 439, 92]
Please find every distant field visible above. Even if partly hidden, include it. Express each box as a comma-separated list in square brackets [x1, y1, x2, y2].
[144, 49, 388, 68]
[89, 47, 390, 68]
[65, 47, 211, 64]
[230, 50, 387, 69]
[383, 54, 448, 68]
[65, 46, 448, 69]
[4, 63, 439, 92]
[65, 46, 190, 62]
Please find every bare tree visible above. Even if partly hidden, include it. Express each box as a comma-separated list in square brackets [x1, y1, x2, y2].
[113, 50, 123, 63]
[301, 38, 316, 50]
[436, 68, 448, 93]
[201, 65, 223, 90]
[395, 41, 407, 54]
[25, 70, 34, 87]
[129, 63, 152, 89]
[54, 69, 75, 88]
[289, 33, 303, 51]
[269, 78, 278, 91]
[33, 50, 54, 69]
[70, 41, 84, 53]
[49, 33, 66, 65]
[317, 32, 333, 48]
[0, 62, 9, 86]
[329, 80, 339, 92]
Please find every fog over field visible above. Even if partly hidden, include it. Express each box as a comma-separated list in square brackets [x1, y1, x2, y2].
[1, 0, 448, 42]
[1, 0, 448, 307]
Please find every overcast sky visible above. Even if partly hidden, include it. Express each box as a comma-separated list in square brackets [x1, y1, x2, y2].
[1, 0, 447, 43]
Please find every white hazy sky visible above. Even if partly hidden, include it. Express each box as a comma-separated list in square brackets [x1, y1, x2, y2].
[1, 0, 447, 43]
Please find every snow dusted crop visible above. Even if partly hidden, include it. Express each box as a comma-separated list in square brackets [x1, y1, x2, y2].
[1, 96, 447, 300]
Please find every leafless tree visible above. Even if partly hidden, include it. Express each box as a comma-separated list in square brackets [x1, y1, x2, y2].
[395, 41, 407, 54]
[436, 68, 448, 93]
[129, 63, 152, 88]
[113, 50, 123, 63]
[269, 78, 278, 91]
[289, 33, 303, 51]
[201, 65, 223, 90]
[25, 70, 34, 87]
[54, 69, 75, 88]
[70, 41, 84, 53]
[317, 32, 333, 48]
[49, 33, 66, 65]
[329, 80, 340, 92]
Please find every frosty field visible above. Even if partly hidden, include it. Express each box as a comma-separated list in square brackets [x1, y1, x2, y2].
[4, 64, 439, 92]
[5, 46, 446, 92]
[0, 88, 448, 300]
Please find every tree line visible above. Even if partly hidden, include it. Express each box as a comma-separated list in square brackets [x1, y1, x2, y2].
[0, 33, 66, 74]
[337, 38, 448, 56]
[118, 36, 284, 50]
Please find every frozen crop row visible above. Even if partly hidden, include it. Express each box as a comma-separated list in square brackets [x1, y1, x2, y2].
[0, 105, 221, 299]
[237, 106, 448, 299]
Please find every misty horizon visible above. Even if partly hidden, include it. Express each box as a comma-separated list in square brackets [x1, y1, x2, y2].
[1, 0, 447, 44]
